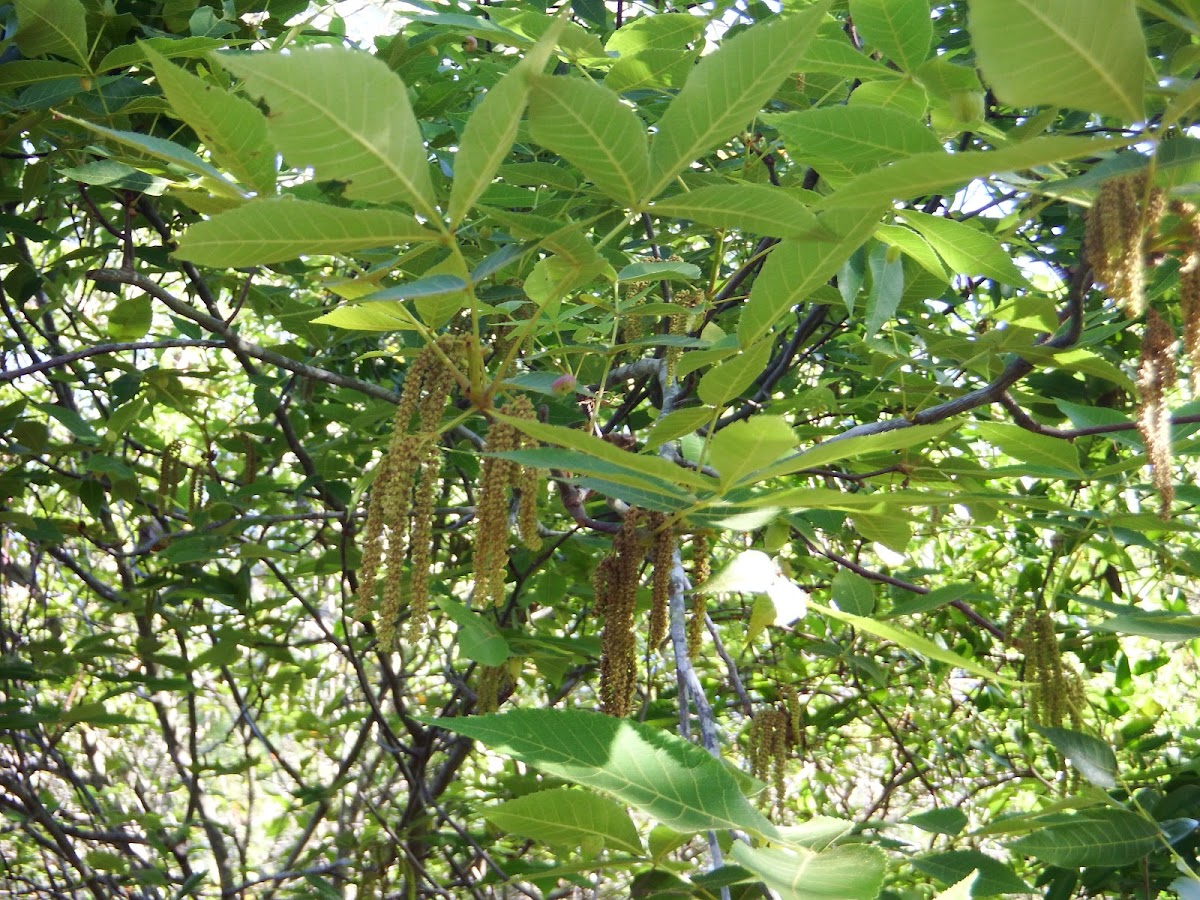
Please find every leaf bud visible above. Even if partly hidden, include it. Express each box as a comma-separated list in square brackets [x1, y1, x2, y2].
[948, 90, 985, 126]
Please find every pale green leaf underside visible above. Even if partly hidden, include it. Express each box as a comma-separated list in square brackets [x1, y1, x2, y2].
[648, 2, 830, 196]
[968, 0, 1146, 120]
[975, 421, 1082, 474]
[448, 8, 570, 226]
[698, 339, 773, 408]
[214, 46, 438, 219]
[427, 709, 779, 839]
[730, 842, 887, 900]
[651, 184, 821, 238]
[709, 416, 797, 489]
[177, 199, 439, 266]
[740, 203, 888, 346]
[849, 0, 933, 72]
[14, 0, 89, 67]
[898, 210, 1028, 284]
[766, 106, 940, 175]
[486, 787, 643, 855]
[528, 74, 649, 206]
[145, 43, 276, 196]
[819, 135, 1131, 210]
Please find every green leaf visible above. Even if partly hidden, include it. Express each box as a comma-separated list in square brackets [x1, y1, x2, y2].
[96, 36, 229, 73]
[890, 583, 982, 617]
[426, 709, 779, 839]
[798, 38, 902, 81]
[448, 10, 569, 226]
[605, 47, 697, 93]
[1037, 727, 1119, 790]
[968, 0, 1146, 121]
[310, 302, 417, 331]
[647, 2, 830, 196]
[492, 415, 715, 492]
[906, 808, 969, 836]
[435, 598, 510, 666]
[914, 851, 1030, 896]
[650, 185, 821, 239]
[821, 136, 1130, 210]
[849, 0, 932, 72]
[486, 787, 643, 854]
[810, 600, 1021, 685]
[831, 570, 875, 616]
[528, 75, 649, 205]
[776, 817, 855, 851]
[0, 60, 84, 88]
[766, 105, 940, 179]
[752, 421, 954, 483]
[697, 339, 773, 408]
[898, 210, 1028, 285]
[107, 296, 152, 342]
[645, 406, 716, 450]
[14, 0, 88, 66]
[1009, 807, 1162, 868]
[58, 160, 171, 196]
[864, 240, 904, 340]
[494, 448, 695, 508]
[875, 224, 949, 281]
[708, 416, 797, 489]
[931, 873, 980, 900]
[739, 203, 888, 346]
[176, 199, 440, 267]
[1093, 612, 1200, 641]
[144, 43, 276, 195]
[729, 842, 886, 900]
[363, 275, 469, 302]
[617, 260, 702, 282]
[606, 13, 704, 54]
[975, 422, 1082, 474]
[54, 113, 241, 196]
[214, 46, 438, 219]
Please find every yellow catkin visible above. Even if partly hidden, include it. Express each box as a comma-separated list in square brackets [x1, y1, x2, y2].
[1085, 173, 1165, 317]
[476, 664, 508, 715]
[687, 532, 711, 658]
[747, 706, 789, 809]
[475, 418, 520, 607]
[647, 513, 673, 650]
[157, 440, 182, 507]
[357, 338, 462, 646]
[187, 465, 201, 515]
[1174, 203, 1200, 389]
[596, 509, 646, 717]
[474, 396, 542, 606]
[238, 432, 259, 485]
[1137, 309, 1177, 519]
[1018, 608, 1083, 729]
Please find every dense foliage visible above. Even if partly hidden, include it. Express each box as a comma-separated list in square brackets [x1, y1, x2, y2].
[3, 0, 1200, 897]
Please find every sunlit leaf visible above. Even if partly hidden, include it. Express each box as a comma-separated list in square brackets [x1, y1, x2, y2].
[427, 709, 779, 839]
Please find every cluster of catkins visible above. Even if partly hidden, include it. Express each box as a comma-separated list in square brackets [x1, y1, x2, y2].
[746, 685, 803, 809]
[1085, 174, 1200, 518]
[356, 337, 466, 647]
[1017, 607, 1084, 730]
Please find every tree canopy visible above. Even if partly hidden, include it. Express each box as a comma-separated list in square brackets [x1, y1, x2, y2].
[3, 1, 1200, 898]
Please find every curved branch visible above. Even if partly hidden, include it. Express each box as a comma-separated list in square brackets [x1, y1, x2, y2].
[87, 268, 401, 405]
[1, 339, 224, 383]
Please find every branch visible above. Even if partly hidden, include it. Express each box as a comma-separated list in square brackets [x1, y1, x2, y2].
[806, 542, 1005, 640]
[1, 339, 224, 383]
[87, 269, 402, 405]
